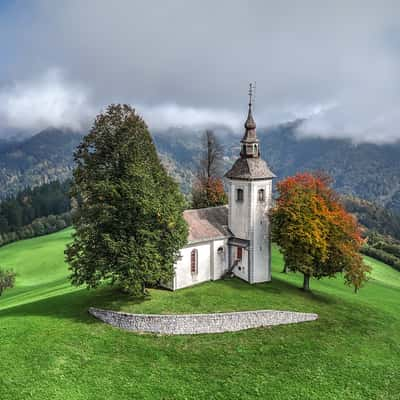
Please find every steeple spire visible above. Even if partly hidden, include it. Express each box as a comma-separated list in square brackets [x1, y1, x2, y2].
[245, 82, 256, 129]
[225, 84, 275, 181]
[241, 83, 259, 158]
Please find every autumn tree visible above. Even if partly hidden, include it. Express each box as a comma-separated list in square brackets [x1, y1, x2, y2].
[271, 172, 370, 292]
[65, 104, 188, 296]
[191, 130, 227, 208]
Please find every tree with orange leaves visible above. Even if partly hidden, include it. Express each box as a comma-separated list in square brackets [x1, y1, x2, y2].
[271, 172, 370, 292]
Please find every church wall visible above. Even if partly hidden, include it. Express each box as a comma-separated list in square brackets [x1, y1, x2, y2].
[173, 238, 230, 290]
[231, 246, 249, 281]
[211, 239, 229, 280]
[250, 179, 273, 283]
[227, 180, 251, 239]
[227, 178, 272, 283]
[174, 242, 211, 290]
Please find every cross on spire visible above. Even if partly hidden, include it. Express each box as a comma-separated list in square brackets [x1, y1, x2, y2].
[248, 82, 254, 108]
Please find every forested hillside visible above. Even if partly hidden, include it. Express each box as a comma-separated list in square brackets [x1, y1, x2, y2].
[0, 180, 72, 246]
[2, 122, 400, 212]
[154, 122, 400, 212]
[0, 128, 80, 199]
[260, 121, 400, 211]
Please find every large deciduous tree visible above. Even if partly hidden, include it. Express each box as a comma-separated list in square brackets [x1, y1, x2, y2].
[191, 130, 227, 209]
[65, 104, 188, 296]
[271, 172, 370, 292]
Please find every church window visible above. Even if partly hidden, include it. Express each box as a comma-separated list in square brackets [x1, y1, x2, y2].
[190, 249, 198, 275]
[258, 189, 265, 202]
[237, 247, 243, 261]
[236, 188, 244, 202]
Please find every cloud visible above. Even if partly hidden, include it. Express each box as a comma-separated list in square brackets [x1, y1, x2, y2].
[1, 1, 400, 142]
[140, 104, 242, 132]
[0, 69, 94, 132]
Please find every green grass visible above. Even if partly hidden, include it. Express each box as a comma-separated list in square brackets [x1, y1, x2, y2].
[0, 228, 400, 399]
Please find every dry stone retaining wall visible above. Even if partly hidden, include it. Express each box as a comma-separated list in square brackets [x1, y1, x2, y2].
[89, 307, 318, 335]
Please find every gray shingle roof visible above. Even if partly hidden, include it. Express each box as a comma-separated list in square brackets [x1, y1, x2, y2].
[225, 157, 276, 180]
[183, 205, 230, 243]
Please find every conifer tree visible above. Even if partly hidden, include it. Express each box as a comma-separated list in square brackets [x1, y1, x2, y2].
[65, 104, 188, 295]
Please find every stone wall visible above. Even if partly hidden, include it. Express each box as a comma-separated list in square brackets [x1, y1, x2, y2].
[89, 307, 318, 335]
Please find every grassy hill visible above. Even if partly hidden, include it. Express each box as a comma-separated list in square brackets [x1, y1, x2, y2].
[0, 229, 400, 399]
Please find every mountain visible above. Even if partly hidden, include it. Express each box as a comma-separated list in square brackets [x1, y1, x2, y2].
[153, 122, 400, 211]
[259, 121, 400, 211]
[0, 128, 81, 199]
[1, 123, 400, 212]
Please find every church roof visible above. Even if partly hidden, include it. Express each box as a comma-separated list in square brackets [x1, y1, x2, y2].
[225, 157, 275, 180]
[183, 205, 230, 244]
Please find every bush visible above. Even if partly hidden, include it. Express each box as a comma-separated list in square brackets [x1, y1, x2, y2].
[361, 245, 400, 272]
[0, 212, 72, 248]
[0, 269, 16, 296]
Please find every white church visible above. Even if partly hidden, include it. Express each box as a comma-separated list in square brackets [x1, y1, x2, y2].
[169, 89, 276, 290]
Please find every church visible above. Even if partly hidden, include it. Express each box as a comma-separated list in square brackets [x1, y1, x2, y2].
[169, 88, 276, 290]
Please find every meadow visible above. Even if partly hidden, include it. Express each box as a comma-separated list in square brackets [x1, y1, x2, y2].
[0, 228, 399, 399]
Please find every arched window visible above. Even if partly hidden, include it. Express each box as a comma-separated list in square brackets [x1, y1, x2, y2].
[258, 189, 265, 202]
[236, 188, 244, 202]
[190, 249, 198, 275]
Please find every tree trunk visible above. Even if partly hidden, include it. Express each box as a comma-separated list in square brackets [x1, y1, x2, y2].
[282, 264, 289, 273]
[303, 274, 310, 291]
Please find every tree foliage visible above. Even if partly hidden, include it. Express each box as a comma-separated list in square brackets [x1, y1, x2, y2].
[191, 130, 227, 208]
[0, 213, 71, 248]
[65, 104, 188, 295]
[0, 268, 16, 296]
[271, 172, 370, 291]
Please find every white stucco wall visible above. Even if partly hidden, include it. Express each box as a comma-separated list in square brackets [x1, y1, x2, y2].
[173, 238, 229, 290]
[211, 239, 229, 280]
[250, 179, 273, 283]
[229, 246, 249, 281]
[227, 178, 273, 284]
[228, 180, 251, 239]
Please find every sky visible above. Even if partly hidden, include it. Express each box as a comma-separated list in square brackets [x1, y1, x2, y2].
[0, 0, 400, 142]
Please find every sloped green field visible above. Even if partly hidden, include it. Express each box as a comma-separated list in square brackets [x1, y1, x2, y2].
[0, 228, 399, 399]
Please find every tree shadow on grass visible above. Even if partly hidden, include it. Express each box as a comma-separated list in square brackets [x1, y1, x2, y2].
[231, 274, 339, 306]
[0, 274, 382, 333]
[0, 283, 149, 324]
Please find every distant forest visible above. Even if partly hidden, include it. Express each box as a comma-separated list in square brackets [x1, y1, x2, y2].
[2, 172, 400, 273]
[0, 180, 72, 247]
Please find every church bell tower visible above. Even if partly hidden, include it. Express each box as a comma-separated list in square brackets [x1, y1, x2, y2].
[225, 84, 275, 283]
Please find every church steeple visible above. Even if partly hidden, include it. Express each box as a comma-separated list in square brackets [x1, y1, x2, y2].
[225, 84, 275, 181]
[240, 83, 260, 158]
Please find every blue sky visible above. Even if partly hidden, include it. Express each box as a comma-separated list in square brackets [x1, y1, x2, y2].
[0, 1, 400, 143]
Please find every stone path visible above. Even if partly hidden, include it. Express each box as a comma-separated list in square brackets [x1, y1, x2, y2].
[89, 307, 318, 335]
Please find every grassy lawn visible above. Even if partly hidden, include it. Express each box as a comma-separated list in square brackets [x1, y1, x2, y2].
[0, 228, 399, 399]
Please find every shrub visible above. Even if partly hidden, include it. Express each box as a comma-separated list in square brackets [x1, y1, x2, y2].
[0, 269, 16, 296]
[361, 245, 400, 272]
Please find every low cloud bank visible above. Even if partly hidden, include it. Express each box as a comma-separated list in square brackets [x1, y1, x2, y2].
[0, 69, 94, 133]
